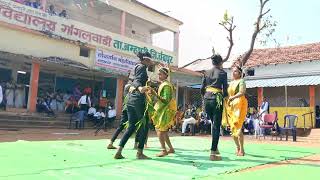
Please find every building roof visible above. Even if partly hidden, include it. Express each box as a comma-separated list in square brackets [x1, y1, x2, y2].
[239, 42, 320, 67]
[245, 74, 320, 88]
[133, 0, 183, 25]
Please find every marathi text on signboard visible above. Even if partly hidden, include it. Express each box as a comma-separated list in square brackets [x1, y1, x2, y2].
[0, 0, 174, 64]
[95, 49, 138, 76]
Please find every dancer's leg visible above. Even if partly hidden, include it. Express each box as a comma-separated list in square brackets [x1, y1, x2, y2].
[165, 132, 175, 153]
[156, 131, 168, 157]
[115, 106, 137, 159]
[238, 131, 245, 156]
[233, 136, 240, 155]
[108, 109, 127, 149]
[205, 98, 223, 161]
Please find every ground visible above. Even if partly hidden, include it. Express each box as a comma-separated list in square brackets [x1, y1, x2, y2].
[0, 129, 319, 180]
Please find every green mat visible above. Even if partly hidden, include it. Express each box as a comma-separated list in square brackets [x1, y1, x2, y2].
[216, 164, 320, 180]
[0, 137, 319, 180]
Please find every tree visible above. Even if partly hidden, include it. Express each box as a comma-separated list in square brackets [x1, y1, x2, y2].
[218, 0, 276, 67]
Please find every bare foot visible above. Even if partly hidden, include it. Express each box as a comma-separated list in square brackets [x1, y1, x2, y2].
[167, 149, 175, 154]
[114, 153, 125, 159]
[210, 154, 222, 161]
[237, 151, 245, 156]
[107, 144, 117, 149]
[137, 153, 151, 160]
[235, 147, 240, 155]
[156, 150, 168, 157]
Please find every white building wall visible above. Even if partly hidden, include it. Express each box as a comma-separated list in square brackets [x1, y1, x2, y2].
[253, 60, 320, 77]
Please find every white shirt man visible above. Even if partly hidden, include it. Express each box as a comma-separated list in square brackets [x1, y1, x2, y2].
[259, 98, 269, 117]
[0, 85, 3, 104]
[94, 111, 106, 119]
[78, 95, 91, 106]
[181, 107, 197, 135]
[88, 107, 96, 115]
[108, 109, 116, 119]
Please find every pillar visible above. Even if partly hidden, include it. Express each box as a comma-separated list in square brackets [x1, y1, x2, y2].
[257, 87, 263, 107]
[41, 0, 47, 11]
[174, 31, 180, 60]
[27, 62, 40, 113]
[120, 11, 126, 36]
[116, 79, 124, 119]
[309, 85, 315, 107]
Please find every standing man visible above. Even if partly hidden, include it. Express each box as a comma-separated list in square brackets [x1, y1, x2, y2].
[114, 52, 153, 160]
[259, 97, 270, 118]
[200, 54, 228, 161]
[107, 83, 139, 149]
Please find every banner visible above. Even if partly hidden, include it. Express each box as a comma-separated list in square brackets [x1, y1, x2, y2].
[95, 49, 138, 76]
[0, 0, 176, 64]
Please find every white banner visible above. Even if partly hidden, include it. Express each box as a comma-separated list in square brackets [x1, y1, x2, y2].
[95, 49, 138, 76]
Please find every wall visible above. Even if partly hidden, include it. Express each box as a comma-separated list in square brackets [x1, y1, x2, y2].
[109, 0, 180, 33]
[253, 61, 320, 77]
[0, 26, 93, 67]
[271, 107, 314, 128]
[287, 86, 309, 107]
[264, 87, 286, 107]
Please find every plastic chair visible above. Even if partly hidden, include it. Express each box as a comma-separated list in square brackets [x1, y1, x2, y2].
[259, 112, 278, 139]
[280, 115, 298, 142]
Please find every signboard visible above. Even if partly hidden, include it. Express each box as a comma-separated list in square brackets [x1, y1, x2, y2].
[95, 49, 138, 76]
[0, 0, 176, 64]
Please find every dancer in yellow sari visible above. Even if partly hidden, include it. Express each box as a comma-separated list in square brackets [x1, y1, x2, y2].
[223, 66, 248, 156]
[148, 67, 176, 157]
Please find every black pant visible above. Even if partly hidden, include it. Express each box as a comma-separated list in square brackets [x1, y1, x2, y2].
[119, 103, 148, 150]
[111, 109, 139, 142]
[80, 104, 89, 112]
[204, 96, 223, 151]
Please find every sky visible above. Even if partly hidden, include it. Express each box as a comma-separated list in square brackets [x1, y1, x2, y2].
[137, 0, 320, 67]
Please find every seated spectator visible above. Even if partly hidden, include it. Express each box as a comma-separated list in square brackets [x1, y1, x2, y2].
[199, 111, 211, 134]
[47, 5, 56, 16]
[37, 97, 55, 117]
[93, 108, 106, 126]
[24, 0, 32, 6]
[316, 105, 320, 128]
[32, 0, 42, 9]
[59, 10, 68, 18]
[173, 106, 184, 132]
[181, 105, 197, 136]
[65, 96, 79, 114]
[107, 104, 116, 123]
[0, 83, 5, 111]
[88, 104, 96, 120]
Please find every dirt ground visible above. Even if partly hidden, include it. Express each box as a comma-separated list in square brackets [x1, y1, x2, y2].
[0, 128, 319, 173]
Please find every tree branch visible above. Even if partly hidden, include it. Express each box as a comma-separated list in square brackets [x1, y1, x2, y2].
[240, 0, 270, 67]
[219, 17, 236, 62]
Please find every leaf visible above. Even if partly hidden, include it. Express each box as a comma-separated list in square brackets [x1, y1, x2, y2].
[223, 10, 229, 22]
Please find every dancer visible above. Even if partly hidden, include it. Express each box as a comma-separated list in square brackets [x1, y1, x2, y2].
[114, 52, 153, 160]
[200, 54, 228, 161]
[107, 83, 140, 149]
[148, 67, 176, 157]
[223, 66, 248, 156]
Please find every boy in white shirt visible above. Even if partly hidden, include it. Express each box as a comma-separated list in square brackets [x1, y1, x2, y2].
[94, 108, 105, 126]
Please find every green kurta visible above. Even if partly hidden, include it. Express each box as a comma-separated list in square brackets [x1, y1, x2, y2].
[151, 81, 176, 131]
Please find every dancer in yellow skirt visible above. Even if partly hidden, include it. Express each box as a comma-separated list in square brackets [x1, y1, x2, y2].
[148, 67, 176, 157]
[223, 66, 248, 156]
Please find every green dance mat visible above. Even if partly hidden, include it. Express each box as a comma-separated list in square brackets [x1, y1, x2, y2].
[0, 137, 319, 180]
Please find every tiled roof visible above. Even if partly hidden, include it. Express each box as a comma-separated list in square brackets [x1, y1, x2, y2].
[238, 42, 320, 67]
